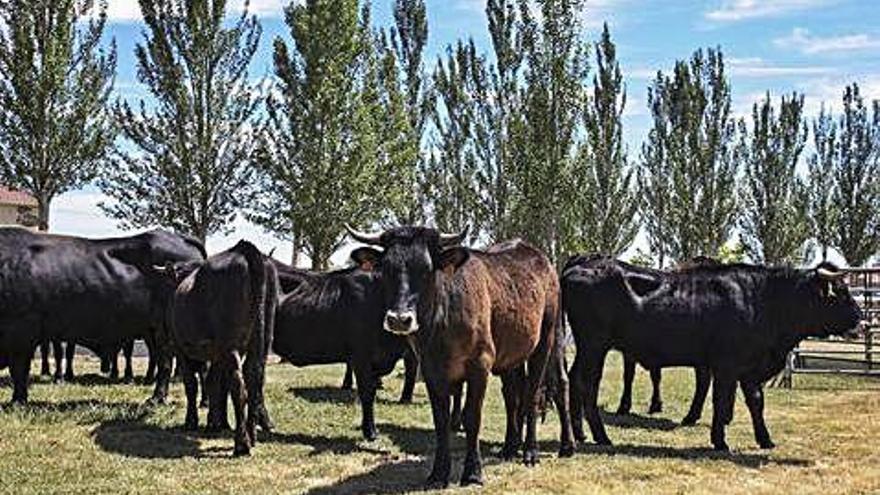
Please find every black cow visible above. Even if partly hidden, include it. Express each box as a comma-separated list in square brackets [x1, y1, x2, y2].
[0, 228, 205, 403]
[563, 260, 862, 450]
[270, 257, 415, 440]
[564, 255, 712, 424]
[163, 240, 277, 456]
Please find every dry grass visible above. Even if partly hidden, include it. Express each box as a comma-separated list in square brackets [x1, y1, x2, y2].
[1, 352, 879, 494]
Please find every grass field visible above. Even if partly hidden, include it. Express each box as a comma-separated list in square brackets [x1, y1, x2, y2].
[1, 352, 879, 494]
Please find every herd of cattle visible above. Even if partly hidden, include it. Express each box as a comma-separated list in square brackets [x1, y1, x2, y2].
[0, 225, 863, 488]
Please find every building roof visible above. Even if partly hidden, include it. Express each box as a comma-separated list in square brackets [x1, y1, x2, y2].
[0, 186, 37, 207]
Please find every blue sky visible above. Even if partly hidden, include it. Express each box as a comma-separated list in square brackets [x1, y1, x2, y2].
[52, 0, 880, 264]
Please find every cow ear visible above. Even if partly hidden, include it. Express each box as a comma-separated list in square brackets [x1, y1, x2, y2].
[438, 247, 469, 274]
[351, 247, 383, 272]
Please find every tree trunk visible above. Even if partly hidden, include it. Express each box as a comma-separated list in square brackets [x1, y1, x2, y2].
[36, 194, 50, 232]
[291, 236, 301, 267]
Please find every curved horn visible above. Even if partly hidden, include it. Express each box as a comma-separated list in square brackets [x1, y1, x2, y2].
[152, 264, 170, 274]
[817, 267, 846, 281]
[439, 226, 469, 247]
[345, 224, 383, 245]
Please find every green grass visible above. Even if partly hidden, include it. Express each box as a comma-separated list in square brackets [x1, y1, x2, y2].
[1, 352, 879, 494]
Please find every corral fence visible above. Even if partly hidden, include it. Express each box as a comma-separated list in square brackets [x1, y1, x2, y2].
[774, 268, 880, 387]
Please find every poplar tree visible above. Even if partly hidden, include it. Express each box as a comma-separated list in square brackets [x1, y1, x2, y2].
[807, 106, 839, 262]
[574, 23, 639, 256]
[99, 0, 261, 243]
[0, 0, 116, 231]
[252, 0, 409, 269]
[640, 48, 738, 266]
[738, 92, 810, 264]
[832, 83, 880, 266]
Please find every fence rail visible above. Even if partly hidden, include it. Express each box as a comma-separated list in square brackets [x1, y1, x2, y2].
[776, 268, 880, 387]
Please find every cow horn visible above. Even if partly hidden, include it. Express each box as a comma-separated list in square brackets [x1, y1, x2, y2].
[439, 227, 469, 247]
[152, 264, 169, 274]
[345, 224, 383, 245]
[817, 267, 845, 281]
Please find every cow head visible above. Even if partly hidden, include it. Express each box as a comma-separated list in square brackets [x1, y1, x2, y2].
[798, 263, 862, 338]
[346, 225, 469, 336]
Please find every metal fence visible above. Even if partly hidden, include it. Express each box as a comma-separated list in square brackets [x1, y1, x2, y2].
[774, 268, 880, 387]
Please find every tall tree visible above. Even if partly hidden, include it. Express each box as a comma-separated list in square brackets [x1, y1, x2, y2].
[640, 48, 738, 266]
[0, 0, 116, 231]
[426, 40, 482, 237]
[474, 0, 524, 243]
[737, 92, 810, 264]
[99, 0, 261, 243]
[573, 23, 639, 256]
[253, 0, 405, 269]
[832, 83, 880, 266]
[806, 106, 839, 262]
[509, 0, 588, 261]
[389, 0, 430, 223]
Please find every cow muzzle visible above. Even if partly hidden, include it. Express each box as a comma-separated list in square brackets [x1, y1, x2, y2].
[384, 310, 419, 335]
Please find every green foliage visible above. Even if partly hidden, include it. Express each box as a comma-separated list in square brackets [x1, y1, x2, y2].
[252, 0, 413, 269]
[507, 0, 588, 261]
[640, 47, 738, 267]
[737, 92, 810, 264]
[831, 83, 880, 266]
[716, 240, 746, 264]
[0, 0, 116, 230]
[807, 106, 839, 262]
[573, 23, 639, 257]
[99, 0, 261, 243]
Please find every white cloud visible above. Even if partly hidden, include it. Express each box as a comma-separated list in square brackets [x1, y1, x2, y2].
[102, 0, 288, 23]
[727, 56, 831, 77]
[774, 27, 880, 55]
[705, 0, 832, 22]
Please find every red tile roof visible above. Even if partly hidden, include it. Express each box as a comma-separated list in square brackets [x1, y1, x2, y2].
[0, 186, 37, 207]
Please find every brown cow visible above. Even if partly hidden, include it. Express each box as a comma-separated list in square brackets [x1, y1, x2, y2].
[347, 226, 574, 488]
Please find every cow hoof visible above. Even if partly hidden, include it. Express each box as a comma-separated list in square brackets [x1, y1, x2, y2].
[573, 430, 587, 443]
[712, 442, 730, 452]
[362, 428, 378, 442]
[758, 439, 776, 450]
[232, 445, 251, 457]
[681, 415, 699, 426]
[648, 402, 663, 414]
[460, 472, 483, 487]
[123, 376, 134, 385]
[424, 475, 449, 490]
[64, 373, 74, 382]
[258, 417, 275, 433]
[595, 437, 613, 447]
[615, 404, 631, 415]
[522, 449, 539, 467]
[397, 396, 413, 405]
[558, 443, 575, 458]
[52, 375, 63, 384]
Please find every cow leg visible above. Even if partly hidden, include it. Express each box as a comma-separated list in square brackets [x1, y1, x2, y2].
[710, 374, 736, 451]
[449, 382, 464, 432]
[100, 352, 111, 374]
[424, 378, 452, 488]
[181, 358, 200, 431]
[52, 340, 64, 383]
[144, 337, 157, 384]
[569, 348, 588, 442]
[740, 381, 774, 449]
[353, 362, 378, 441]
[460, 368, 488, 487]
[499, 366, 524, 459]
[198, 367, 209, 408]
[39, 340, 51, 377]
[583, 347, 612, 446]
[399, 349, 417, 404]
[122, 340, 134, 384]
[521, 317, 555, 467]
[682, 366, 711, 426]
[341, 363, 353, 390]
[227, 353, 251, 457]
[648, 367, 663, 414]
[206, 364, 231, 432]
[616, 354, 635, 415]
[64, 341, 75, 382]
[10, 354, 31, 404]
[148, 344, 173, 405]
[243, 354, 262, 446]
[108, 349, 120, 381]
[549, 339, 575, 458]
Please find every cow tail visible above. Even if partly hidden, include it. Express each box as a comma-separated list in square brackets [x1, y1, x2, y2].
[237, 241, 267, 352]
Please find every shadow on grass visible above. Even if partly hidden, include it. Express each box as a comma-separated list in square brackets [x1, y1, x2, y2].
[600, 409, 680, 431]
[578, 442, 813, 469]
[305, 459, 429, 495]
[92, 412, 207, 459]
[288, 386, 356, 404]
